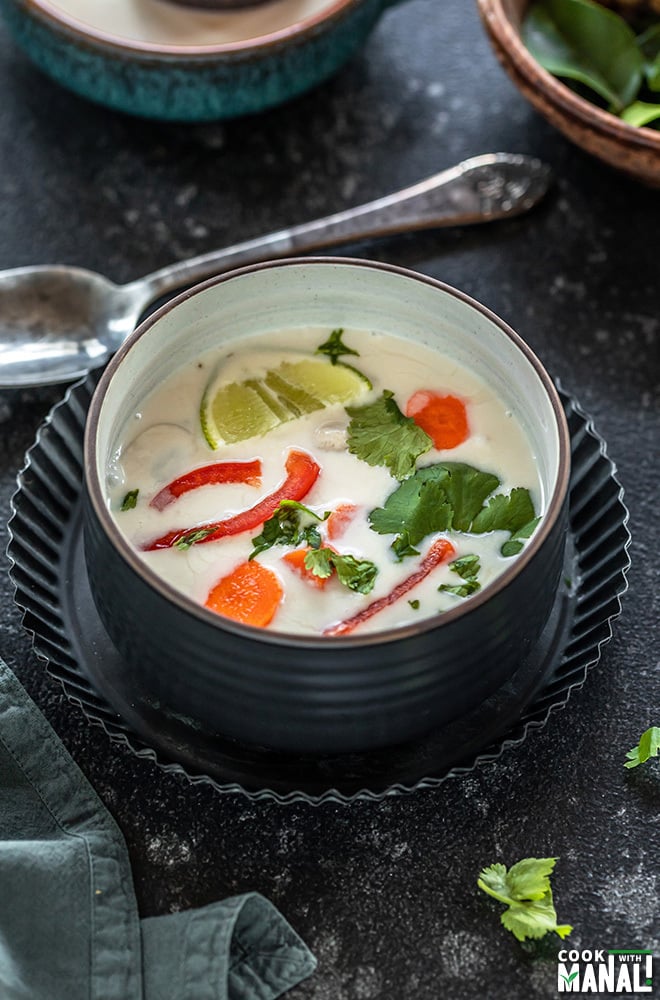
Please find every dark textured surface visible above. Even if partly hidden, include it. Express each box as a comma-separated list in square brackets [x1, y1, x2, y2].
[0, 1, 658, 998]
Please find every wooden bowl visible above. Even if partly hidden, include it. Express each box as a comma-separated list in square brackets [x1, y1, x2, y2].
[477, 0, 660, 185]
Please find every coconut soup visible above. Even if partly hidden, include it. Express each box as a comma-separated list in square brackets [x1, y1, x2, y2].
[107, 326, 543, 636]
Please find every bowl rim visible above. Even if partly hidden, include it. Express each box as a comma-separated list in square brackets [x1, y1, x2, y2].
[25, 0, 365, 57]
[25, 0, 364, 60]
[84, 256, 571, 649]
[477, 0, 660, 151]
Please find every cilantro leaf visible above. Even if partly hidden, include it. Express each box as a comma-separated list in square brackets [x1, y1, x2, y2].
[448, 554, 480, 579]
[316, 328, 360, 365]
[505, 856, 557, 900]
[471, 489, 538, 555]
[624, 726, 660, 768]
[304, 547, 378, 594]
[369, 464, 499, 540]
[500, 895, 572, 942]
[120, 489, 139, 511]
[279, 499, 328, 520]
[174, 527, 217, 550]
[346, 391, 432, 481]
[250, 501, 328, 558]
[304, 546, 334, 580]
[439, 463, 500, 531]
[369, 474, 453, 552]
[439, 578, 481, 598]
[370, 463, 538, 558]
[439, 553, 481, 598]
[332, 553, 379, 594]
[391, 531, 421, 561]
[478, 858, 572, 942]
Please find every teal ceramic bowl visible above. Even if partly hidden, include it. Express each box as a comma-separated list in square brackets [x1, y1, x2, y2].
[0, 0, 406, 121]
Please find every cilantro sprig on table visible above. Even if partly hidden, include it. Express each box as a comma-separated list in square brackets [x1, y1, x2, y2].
[478, 858, 573, 942]
[368, 462, 538, 559]
[624, 726, 660, 768]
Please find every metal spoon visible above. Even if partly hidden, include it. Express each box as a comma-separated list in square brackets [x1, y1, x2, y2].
[0, 153, 551, 389]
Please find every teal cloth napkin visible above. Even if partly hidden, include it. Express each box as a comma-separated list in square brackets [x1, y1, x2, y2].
[0, 658, 316, 1000]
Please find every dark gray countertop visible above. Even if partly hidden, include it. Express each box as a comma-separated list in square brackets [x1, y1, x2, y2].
[0, 1, 658, 998]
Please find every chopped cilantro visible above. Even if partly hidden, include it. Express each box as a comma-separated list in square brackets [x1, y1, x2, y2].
[408, 599, 420, 610]
[391, 531, 421, 561]
[316, 328, 360, 365]
[369, 462, 538, 557]
[120, 489, 139, 511]
[346, 391, 432, 481]
[174, 527, 217, 550]
[478, 858, 572, 942]
[439, 553, 481, 598]
[624, 726, 660, 768]
[304, 547, 378, 594]
[449, 554, 480, 579]
[439, 579, 481, 598]
[251, 501, 328, 558]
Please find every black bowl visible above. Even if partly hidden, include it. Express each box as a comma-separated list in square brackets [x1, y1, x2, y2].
[83, 258, 570, 754]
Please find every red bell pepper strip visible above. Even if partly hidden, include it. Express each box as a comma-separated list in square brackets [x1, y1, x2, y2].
[149, 459, 262, 511]
[323, 537, 456, 637]
[142, 450, 320, 551]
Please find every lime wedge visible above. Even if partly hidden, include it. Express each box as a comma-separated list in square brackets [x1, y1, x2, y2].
[264, 370, 324, 416]
[279, 359, 371, 403]
[245, 379, 291, 421]
[201, 356, 371, 449]
[200, 382, 280, 448]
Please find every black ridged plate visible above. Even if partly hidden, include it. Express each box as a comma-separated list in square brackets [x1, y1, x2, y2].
[7, 373, 630, 804]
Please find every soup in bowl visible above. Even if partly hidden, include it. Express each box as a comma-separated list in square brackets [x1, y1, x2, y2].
[84, 258, 570, 753]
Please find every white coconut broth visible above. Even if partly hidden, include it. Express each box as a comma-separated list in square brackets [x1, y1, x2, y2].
[107, 327, 543, 636]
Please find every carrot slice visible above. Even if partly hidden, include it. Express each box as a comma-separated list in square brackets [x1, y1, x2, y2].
[406, 391, 468, 450]
[323, 538, 456, 637]
[282, 547, 331, 589]
[326, 503, 358, 540]
[150, 459, 262, 511]
[205, 561, 283, 627]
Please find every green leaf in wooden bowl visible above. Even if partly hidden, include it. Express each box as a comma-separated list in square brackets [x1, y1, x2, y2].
[637, 23, 660, 90]
[523, 0, 644, 112]
[621, 99, 660, 125]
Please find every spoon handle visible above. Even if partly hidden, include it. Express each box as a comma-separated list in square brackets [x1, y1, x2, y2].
[131, 153, 551, 302]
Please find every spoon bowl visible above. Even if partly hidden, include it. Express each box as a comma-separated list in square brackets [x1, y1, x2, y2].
[0, 267, 143, 388]
[0, 154, 552, 390]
